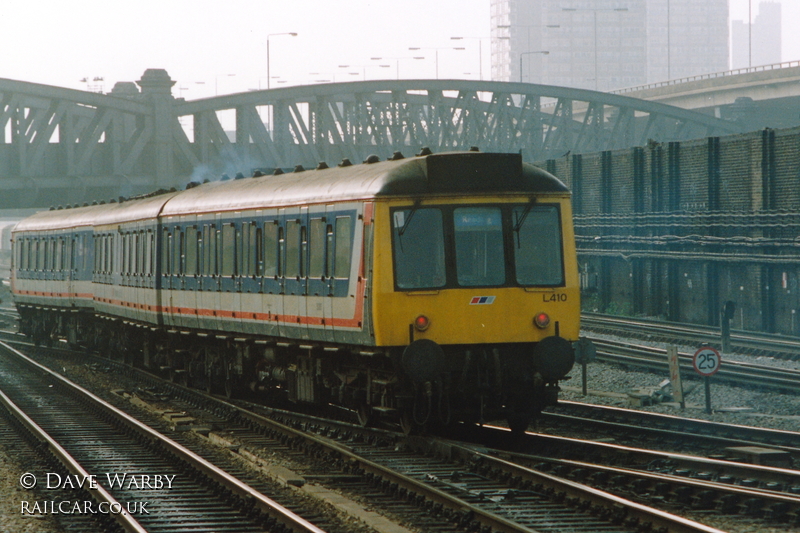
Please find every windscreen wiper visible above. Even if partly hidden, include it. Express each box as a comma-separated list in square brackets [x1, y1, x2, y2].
[398, 200, 421, 237]
[513, 198, 536, 247]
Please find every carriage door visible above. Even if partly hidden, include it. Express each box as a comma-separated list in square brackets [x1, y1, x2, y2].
[218, 217, 240, 325]
[307, 208, 332, 341]
[68, 234, 77, 303]
[280, 207, 308, 339]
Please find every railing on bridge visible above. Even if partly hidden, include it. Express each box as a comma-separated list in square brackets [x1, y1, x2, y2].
[611, 60, 800, 95]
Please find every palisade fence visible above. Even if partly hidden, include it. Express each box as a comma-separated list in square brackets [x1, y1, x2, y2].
[540, 126, 800, 336]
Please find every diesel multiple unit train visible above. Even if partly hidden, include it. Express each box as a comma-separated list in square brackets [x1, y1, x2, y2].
[11, 150, 580, 433]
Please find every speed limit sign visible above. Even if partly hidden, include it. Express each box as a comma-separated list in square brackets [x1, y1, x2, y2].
[693, 346, 721, 377]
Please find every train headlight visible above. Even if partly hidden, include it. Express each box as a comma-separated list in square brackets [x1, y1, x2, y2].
[414, 315, 430, 331]
[533, 312, 550, 329]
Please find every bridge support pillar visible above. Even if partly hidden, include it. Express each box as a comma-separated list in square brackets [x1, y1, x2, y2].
[136, 69, 177, 185]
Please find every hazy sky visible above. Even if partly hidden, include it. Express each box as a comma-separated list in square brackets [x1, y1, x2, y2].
[0, 0, 797, 99]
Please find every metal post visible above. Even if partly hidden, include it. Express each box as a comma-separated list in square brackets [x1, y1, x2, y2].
[704, 376, 712, 414]
[581, 361, 588, 396]
[593, 11, 598, 90]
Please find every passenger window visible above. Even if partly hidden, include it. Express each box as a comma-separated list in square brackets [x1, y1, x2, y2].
[247, 222, 257, 277]
[121, 234, 128, 275]
[309, 218, 326, 278]
[237, 224, 246, 276]
[147, 231, 155, 276]
[285, 220, 300, 278]
[263, 222, 278, 277]
[43, 238, 50, 271]
[162, 229, 171, 275]
[221, 224, 236, 276]
[334, 216, 352, 279]
[255, 226, 263, 276]
[55, 238, 63, 272]
[185, 227, 198, 276]
[300, 225, 308, 278]
[177, 229, 185, 275]
[203, 225, 216, 275]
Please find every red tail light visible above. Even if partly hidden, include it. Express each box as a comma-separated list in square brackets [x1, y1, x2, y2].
[414, 315, 430, 331]
[534, 313, 550, 329]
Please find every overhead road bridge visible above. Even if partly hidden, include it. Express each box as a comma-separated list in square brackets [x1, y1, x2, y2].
[0, 68, 742, 209]
[612, 61, 800, 131]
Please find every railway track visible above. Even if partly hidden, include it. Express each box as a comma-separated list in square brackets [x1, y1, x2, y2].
[3, 310, 799, 530]
[547, 401, 800, 457]
[0, 340, 328, 533]
[582, 312, 800, 361]
[441, 421, 800, 525]
[4, 336, 725, 533]
[586, 337, 800, 393]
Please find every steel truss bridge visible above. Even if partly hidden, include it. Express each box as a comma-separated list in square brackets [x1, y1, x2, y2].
[0, 68, 742, 209]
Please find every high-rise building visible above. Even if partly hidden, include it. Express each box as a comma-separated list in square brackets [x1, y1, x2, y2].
[731, 1, 782, 70]
[491, 0, 729, 91]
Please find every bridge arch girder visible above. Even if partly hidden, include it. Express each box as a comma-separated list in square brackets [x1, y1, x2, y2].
[0, 74, 743, 208]
[178, 79, 741, 176]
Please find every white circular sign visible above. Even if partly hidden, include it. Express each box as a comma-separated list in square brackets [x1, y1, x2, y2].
[693, 347, 721, 377]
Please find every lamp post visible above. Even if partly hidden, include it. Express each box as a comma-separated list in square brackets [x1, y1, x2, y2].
[338, 64, 391, 81]
[215, 74, 235, 96]
[563, 7, 628, 91]
[496, 24, 559, 83]
[519, 50, 549, 83]
[370, 56, 424, 80]
[408, 46, 466, 79]
[748, 0, 752, 67]
[450, 36, 486, 80]
[267, 32, 297, 89]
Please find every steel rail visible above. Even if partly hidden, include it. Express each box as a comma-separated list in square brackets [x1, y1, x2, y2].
[589, 338, 800, 392]
[217, 394, 729, 532]
[422, 437, 727, 533]
[472, 422, 800, 493]
[0, 340, 327, 533]
[0, 388, 147, 533]
[555, 400, 800, 454]
[454, 439, 800, 520]
[582, 313, 800, 358]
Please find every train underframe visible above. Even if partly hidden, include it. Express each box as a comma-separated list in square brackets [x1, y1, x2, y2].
[17, 305, 570, 434]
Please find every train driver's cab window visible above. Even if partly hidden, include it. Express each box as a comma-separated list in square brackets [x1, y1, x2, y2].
[513, 204, 564, 286]
[392, 207, 445, 289]
[453, 207, 505, 286]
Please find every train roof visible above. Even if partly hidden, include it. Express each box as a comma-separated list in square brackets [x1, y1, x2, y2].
[13, 152, 569, 232]
[12, 191, 179, 233]
[160, 151, 569, 217]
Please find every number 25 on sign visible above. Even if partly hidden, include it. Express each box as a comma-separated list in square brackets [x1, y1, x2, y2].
[693, 346, 721, 413]
[692, 346, 721, 377]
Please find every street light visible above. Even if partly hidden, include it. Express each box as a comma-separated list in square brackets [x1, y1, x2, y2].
[339, 63, 392, 81]
[563, 7, 628, 91]
[450, 36, 486, 80]
[370, 56, 424, 80]
[519, 51, 549, 83]
[215, 74, 235, 96]
[495, 24, 559, 82]
[267, 32, 297, 89]
[408, 46, 466, 79]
